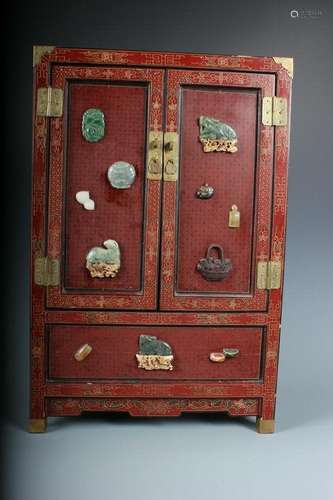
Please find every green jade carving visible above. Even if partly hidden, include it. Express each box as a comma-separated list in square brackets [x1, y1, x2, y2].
[86, 239, 120, 278]
[136, 335, 174, 371]
[82, 108, 105, 142]
[139, 335, 173, 356]
[199, 116, 238, 153]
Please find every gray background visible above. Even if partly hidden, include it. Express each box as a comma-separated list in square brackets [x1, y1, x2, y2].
[3, 1, 333, 499]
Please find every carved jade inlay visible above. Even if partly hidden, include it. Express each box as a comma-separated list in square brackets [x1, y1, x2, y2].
[82, 108, 105, 142]
[136, 335, 174, 371]
[199, 116, 238, 153]
[75, 191, 95, 210]
[86, 240, 120, 278]
[107, 161, 136, 189]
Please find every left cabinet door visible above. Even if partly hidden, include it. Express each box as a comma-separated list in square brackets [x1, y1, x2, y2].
[35, 65, 164, 309]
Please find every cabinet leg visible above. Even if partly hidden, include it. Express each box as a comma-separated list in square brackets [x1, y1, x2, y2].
[256, 417, 275, 434]
[28, 418, 47, 433]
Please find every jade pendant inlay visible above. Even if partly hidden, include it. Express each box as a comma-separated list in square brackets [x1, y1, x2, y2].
[82, 108, 105, 142]
[107, 161, 136, 189]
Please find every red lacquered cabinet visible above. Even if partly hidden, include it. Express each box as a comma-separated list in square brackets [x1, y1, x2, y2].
[30, 46, 293, 433]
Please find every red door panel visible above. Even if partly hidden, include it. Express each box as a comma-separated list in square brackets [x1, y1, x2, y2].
[46, 66, 165, 309]
[160, 70, 275, 311]
[177, 87, 257, 294]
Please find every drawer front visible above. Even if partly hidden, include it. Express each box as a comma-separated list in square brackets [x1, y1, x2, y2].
[48, 325, 263, 381]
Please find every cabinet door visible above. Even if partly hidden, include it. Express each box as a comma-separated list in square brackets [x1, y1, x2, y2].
[160, 69, 275, 311]
[45, 66, 164, 309]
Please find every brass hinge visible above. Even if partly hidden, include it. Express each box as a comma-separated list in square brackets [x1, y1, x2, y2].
[147, 131, 163, 180]
[262, 97, 287, 126]
[34, 257, 60, 286]
[37, 87, 63, 117]
[163, 131, 179, 181]
[257, 261, 282, 290]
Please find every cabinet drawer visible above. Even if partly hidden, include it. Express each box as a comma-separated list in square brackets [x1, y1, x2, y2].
[48, 325, 263, 381]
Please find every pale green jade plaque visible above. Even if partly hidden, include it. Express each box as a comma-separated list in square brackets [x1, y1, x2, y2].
[82, 108, 105, 142]
[107, 161, 136, 189]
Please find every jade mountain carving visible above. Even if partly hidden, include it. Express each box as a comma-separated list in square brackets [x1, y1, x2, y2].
[136, 335, 174, 371]
[199, 116, 238, 153]
[138, 335, 173, 356]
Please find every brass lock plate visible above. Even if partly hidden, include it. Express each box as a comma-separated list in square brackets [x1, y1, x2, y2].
[163, 132, 179, 181]
[147, 131, 163, 180]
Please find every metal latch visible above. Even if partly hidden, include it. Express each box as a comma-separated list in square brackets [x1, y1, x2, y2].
[257, 261, 282, 290]
[147, 131, 163, 180]
[37, 87, 63, 117]
[163, 132, 179, 181]
[34, 257, 60, 286]
[262, 97, 287, 126]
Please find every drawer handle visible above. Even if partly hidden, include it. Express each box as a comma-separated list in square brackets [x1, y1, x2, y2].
[209, 348, 239, 363]
[74, 343, 92, 361]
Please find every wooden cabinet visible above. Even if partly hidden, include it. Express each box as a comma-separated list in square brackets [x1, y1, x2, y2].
[30, 46, 292, 433]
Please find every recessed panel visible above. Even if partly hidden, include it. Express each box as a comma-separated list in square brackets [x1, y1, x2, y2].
[64, 82, 147, 292]
[176, 86, 258, 294]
